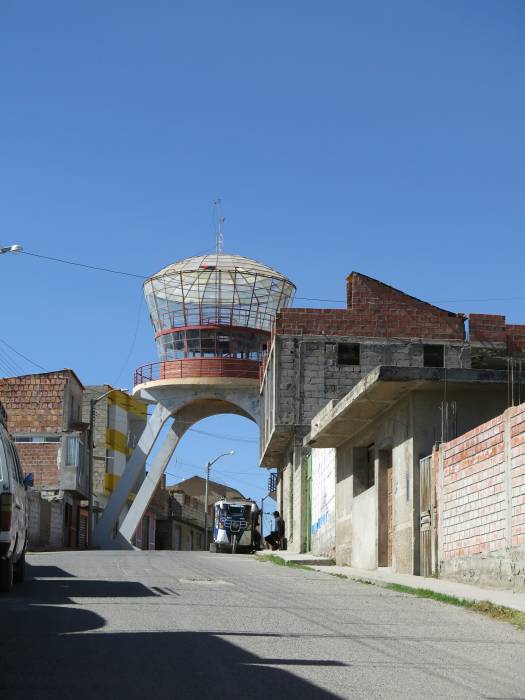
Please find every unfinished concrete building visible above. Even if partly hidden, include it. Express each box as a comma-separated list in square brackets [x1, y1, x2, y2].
[259, 272, 525, 574]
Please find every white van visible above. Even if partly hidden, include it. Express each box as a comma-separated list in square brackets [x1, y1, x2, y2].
[0, 404, 32, 592]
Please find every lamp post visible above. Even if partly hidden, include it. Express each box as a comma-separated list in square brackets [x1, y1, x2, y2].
[88, 387, 126, 547]
[203, 450, 235, 550]
[0, 244, 23, 255]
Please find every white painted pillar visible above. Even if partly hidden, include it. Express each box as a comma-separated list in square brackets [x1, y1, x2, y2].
[92, 403, 172, 548]
[119, 421, 187, 544]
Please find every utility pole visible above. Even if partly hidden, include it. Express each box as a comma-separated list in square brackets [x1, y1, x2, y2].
[203, 461, 211, 551]
[202, 450, 235, 550]
[260, 494, 270, 543]
[88, 398, 96, 547]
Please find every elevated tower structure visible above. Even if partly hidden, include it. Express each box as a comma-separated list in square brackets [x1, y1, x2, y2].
[93, 253, 295, 548]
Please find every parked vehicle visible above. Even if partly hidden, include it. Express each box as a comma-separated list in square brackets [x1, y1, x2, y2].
[0, 403, 32, 592]
[210, 499, 258, 554]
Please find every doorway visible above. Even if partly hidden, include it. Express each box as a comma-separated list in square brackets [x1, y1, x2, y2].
[304, 452, 312, 552]
[378, 450, 393, 567]
[387, 461, 393, 566]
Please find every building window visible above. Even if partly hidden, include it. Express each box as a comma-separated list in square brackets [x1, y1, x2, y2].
[338, 343, 360, 366]
[423, 344, 444, 368]
[66, 436, 80, 467]
[14, 435, 61, 443]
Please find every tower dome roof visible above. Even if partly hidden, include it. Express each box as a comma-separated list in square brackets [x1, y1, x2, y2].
[149, 252, 291, 282]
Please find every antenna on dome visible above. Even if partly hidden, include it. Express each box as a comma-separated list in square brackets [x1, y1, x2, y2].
[213, 198, 225, 254]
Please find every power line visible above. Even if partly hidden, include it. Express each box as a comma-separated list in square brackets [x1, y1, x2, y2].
[112, 293, 145, 386]
[21, 251, 148, 279]
[187, 426, 258, 443]
[0, 345, 25, 375]
[0, 337, 48, 372]
[18, 250, 525, 305]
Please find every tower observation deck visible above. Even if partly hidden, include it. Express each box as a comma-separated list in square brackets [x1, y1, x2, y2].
[135, 253, 296, 389]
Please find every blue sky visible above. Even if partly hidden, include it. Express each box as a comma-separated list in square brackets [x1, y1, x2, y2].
[1, 2, 524, 516]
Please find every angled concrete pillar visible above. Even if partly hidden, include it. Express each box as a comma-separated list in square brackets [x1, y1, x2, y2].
[95, 384, 261, 549]
[119, 421, 188, 543]
[92, 403, 172, 548]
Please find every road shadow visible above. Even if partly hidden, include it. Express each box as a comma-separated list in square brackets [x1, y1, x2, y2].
[18, 577, 158, 603]
[0, 628, 341, 699]
[1, 563, 341, 698]
[12, 562, 158, 604]
[26, 564, 76, 578]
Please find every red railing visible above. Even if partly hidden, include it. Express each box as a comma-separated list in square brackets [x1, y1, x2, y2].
[134, 358, 261, 385]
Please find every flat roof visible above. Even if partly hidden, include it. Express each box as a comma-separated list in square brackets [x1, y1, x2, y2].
[305, 366, 508, 449]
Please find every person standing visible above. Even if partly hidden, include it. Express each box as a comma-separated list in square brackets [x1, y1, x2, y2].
[265, 510, 285, 550]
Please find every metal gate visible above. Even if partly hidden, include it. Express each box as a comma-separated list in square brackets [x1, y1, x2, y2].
[419, 455, 436, 577]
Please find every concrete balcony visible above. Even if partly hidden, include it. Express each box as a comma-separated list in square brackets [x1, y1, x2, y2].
[133, 358, 261, 393]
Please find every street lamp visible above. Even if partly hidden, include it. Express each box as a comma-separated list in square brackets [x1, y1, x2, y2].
[88, 387, 127, 547]
[0, 244, 23, 255]
[203, 450, 235, 550]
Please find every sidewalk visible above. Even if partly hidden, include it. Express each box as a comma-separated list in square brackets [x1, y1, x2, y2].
[255, 550, 525, 613]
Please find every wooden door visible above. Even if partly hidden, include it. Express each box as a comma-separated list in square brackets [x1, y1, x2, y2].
[386, 462, 393, 566]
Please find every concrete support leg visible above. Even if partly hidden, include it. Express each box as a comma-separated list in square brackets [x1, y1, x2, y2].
[119, 422, 187, 544]
[92, 403, 172, 548]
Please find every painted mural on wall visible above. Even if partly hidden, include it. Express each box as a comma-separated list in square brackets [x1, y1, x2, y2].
[311, 448, 336, 557]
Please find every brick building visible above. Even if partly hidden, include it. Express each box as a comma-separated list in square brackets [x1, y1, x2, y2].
[0, 370, 89, 548]
[259, 272, 525, 575]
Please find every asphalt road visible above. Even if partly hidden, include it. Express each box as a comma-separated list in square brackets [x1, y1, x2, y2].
[1, 551, 524, 699]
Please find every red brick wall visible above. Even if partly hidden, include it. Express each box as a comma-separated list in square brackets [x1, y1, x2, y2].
[0, 372, 68, 433]
[0, 371, 79, 490]
[441, 415, 507, 559]
[276, 272, 465, 340]
[469, 314, 525, 353]
[507, 325, 525, 354]
[510, 405, 525, 546]
[16, 442, 61, 489]
[440, 403, 525, 561]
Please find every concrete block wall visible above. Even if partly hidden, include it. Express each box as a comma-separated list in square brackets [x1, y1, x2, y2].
[439, 403, 525, 590]
[49, 500, 65, 549]
[273, 335, 468, 433]
[81, 385, 112, 508]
